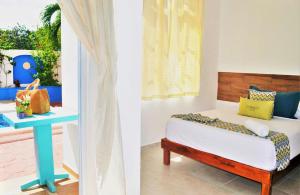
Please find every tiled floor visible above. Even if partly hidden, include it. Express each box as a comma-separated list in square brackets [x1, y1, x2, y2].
[0, 169, 78, 195]
[0, 130, 63, 182]
[141, 143, 300, 195]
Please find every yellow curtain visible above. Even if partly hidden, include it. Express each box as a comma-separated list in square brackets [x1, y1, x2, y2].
[142, 0, 203, 100]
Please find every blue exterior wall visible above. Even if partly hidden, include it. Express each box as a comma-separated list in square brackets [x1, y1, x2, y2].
[1, 54, 62, 104]
[0, 86, 62, 103]
[13, 55, 37, 84]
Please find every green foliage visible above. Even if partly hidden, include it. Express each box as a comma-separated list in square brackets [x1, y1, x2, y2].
[41, 3, 61, 50]
[0, 30, 14, 49]
[0, 24, 36, 50]
[0, 25, 60, 51]
[31, 3, 62, 86]
[32, 27, 57, 50]
[41, 3, 61, 26]
[32, 49, 60, 86]
[0, 3, 62, 86]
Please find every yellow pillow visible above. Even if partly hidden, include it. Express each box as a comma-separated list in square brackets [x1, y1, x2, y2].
[238, 97, 274, 120]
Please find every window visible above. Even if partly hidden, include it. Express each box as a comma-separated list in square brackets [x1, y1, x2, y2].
[142, 0, 203, 100]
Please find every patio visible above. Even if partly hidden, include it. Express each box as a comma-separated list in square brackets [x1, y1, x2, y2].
[0, 101, 79, 194]
[0, 126, 63, 182]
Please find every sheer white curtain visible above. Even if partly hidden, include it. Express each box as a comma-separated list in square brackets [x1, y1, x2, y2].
[58, 0, 126, 194]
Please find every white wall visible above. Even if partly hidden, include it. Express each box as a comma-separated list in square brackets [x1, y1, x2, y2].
[141, 0, 220, 146]
[0, 58, 13, 87]
[61, 1, 142, 194]
[114, 1, 142, 194]
[218, 0, 300, 75]
[61, 15, 79, 173]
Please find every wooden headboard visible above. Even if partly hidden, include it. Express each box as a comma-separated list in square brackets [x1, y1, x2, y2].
[217, 72, 300, 102]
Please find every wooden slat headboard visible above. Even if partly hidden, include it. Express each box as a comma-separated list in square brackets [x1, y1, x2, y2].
[217, 72, 300, 102]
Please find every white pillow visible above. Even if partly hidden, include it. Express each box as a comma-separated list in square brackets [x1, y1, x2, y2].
[294, 101, 300, 119]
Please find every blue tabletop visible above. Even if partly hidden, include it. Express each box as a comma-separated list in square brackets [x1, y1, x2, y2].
[3, 108, 78, 129]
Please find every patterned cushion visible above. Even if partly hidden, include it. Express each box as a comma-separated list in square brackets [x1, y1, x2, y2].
[249, 89, 276, 101]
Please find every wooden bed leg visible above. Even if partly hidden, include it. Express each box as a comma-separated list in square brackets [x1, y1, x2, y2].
[163, 148, 170, 165]
[261, 183, 271, 195]
[261, 173, 272, 195]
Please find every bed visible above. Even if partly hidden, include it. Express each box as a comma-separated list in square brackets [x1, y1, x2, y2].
[161, 72, 300, 195]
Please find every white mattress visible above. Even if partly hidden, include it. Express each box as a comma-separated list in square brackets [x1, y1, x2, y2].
[166, 108, 300, 171]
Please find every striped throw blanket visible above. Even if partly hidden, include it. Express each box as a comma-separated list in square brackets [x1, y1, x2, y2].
[172, 113, 290, 171]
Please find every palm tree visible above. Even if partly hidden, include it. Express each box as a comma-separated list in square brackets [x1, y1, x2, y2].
[41, 3, 61, 50]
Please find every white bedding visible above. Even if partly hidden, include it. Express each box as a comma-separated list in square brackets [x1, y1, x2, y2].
[166, 108, 300, 171]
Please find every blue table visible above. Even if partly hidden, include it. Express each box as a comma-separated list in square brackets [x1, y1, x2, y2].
[3, 108, 78, 192]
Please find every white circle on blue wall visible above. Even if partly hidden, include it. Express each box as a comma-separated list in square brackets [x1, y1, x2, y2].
[23, 62, 31, 70]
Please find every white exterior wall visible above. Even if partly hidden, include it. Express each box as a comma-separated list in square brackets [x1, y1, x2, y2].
[114, 0, 142, 194]
[0, 58, 14, 87]
[61, 15, 79, 173]
[61, 1, 143, 193]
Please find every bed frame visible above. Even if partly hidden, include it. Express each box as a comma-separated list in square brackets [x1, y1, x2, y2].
[162, 138, 300, 195]
[161, 72, 300, 195]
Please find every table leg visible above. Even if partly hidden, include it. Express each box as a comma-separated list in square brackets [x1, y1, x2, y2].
[47, 180, 57, 193]
[33, 124, 55, 184]
[55, 173, 70, 180]
[20, 124, 69, 192]
[20, 179, 40, 191]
